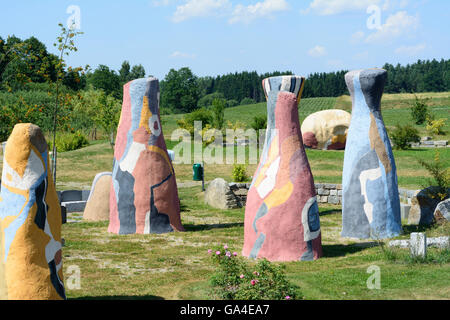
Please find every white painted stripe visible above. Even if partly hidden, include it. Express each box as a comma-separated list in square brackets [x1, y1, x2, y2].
[294, 77, 302, 96]
[144, 211, 151, 234]
[281, 76, 291, 92]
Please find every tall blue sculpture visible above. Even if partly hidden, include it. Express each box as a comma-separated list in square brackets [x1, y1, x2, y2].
[341, 69, 402, 239]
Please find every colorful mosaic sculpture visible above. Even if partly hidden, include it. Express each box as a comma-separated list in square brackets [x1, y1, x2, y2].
[242, 75, 323, 261]
[341, 69, 402, 239]
[109, 77, 184, 234]
[0, 123, 65, 300]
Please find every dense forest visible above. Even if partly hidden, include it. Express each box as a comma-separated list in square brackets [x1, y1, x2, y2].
[197, 59, 450, 103]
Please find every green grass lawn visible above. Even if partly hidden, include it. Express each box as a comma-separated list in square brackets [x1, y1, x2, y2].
[62, 186, 450, 300]
[0, 92, 449, 300]
[162, 92, 450, 141]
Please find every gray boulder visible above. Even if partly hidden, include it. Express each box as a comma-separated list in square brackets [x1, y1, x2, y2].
[408, 187, 445, 225]
[204, 178, 241, 210]
[434, 198, 450, 223]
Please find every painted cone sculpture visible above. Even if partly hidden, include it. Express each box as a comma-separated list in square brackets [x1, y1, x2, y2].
[341, 69, 402, 239]
[109, 77, 184, 234]
[242, 75, 323, 261]
[0, 123, 65, 300]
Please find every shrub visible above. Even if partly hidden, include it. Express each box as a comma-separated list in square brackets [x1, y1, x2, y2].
[418, 151, 450, 201]
[251, 115, 267, 131]
[390, 123, 420, 150]
[226, 99, 239, 108]
[208, 245, 301, 300]
[240, 97, 256, 106]
[177, 107, 214, 136]
[410, 95, 429, 125]
[49, 130, 89, 152]
[232, 164, 248, 182]
[226, 120, 246, 131]
[426, 115, 447, 136]
[197, 92, 225, 108]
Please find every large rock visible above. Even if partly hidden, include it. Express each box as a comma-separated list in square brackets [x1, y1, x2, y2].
[0, 123, 65, 300]
[109, 77, 184, 234]
[434, 198, 450, 223]
[301, 109, 351, 150]
[83, 172, 112, 221]
[408, 187, 445, 225]
[204, 178, 240, 210]
[243, 75, 322, 262]
[341, 69, 402, 239]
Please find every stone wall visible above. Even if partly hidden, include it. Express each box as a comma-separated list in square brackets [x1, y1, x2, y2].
[227, 182, 344, 206]
[411, 137, 448, 148]
[314, 183, 343, 205]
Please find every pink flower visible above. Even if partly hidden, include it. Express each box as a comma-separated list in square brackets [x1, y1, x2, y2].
[233, 252, 238, 256]
[226, 251, 231, 258]
[216, 251, 221, 255]
[251, 279, 258, 286]
[208, 249, 212, 254]
[286, 296, 291, 300]
[224, 245, 228, 250]
[240, 274, 245, 279]
[253, 271, 260, 276]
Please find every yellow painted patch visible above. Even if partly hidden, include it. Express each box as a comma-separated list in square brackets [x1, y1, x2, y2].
[264, 182, 294, 210]
[5, 123, 32, 178]
[6, 173, 12, 182]
[139, 96, 152, 133]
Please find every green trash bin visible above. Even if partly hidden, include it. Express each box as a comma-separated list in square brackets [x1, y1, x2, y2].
[193, 163, 203, 181]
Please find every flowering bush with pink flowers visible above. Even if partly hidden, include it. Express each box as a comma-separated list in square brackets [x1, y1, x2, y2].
[208, 244, 301, 300]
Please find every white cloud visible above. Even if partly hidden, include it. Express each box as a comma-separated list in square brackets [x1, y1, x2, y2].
[305, 0, 382, 15]
[229, 0, 289, 24]
[172, 0, 231, 23]
[170, 51, 197, 58]
[308, 45, 327, 57]
[365, 11, 419, 43]
[394, 43, 426, 56]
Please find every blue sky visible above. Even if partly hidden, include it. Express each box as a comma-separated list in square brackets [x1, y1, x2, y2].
[1, 0, 449, 80]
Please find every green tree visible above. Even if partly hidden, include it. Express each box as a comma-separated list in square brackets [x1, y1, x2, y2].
[212, 98, 226, 130]
[87, 65, 121, 98]
[118, 60, 131, 84]
[160, 67, 200, 113]
[93, 91, 121, 149]
[130, 64, 146, 80]
[119, 61, 146, 84]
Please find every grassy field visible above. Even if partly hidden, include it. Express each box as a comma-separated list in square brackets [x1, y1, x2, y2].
[0, 92, 449, 300]
[162, 92, 450, 141]
[61, 186, 450, 300]
[1, 92, 448, 191]
[0, 139, 445, 191]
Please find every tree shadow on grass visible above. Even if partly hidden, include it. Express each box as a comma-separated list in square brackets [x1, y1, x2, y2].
[319, 209, 341, 216]
[402, 224, 437, 235]
[322, 242, 379, 258]
[183, 222, 244, 232]
[70, 295, 164, 300]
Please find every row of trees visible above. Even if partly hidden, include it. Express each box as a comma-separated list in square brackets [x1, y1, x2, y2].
[2, 34, 449, 116]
